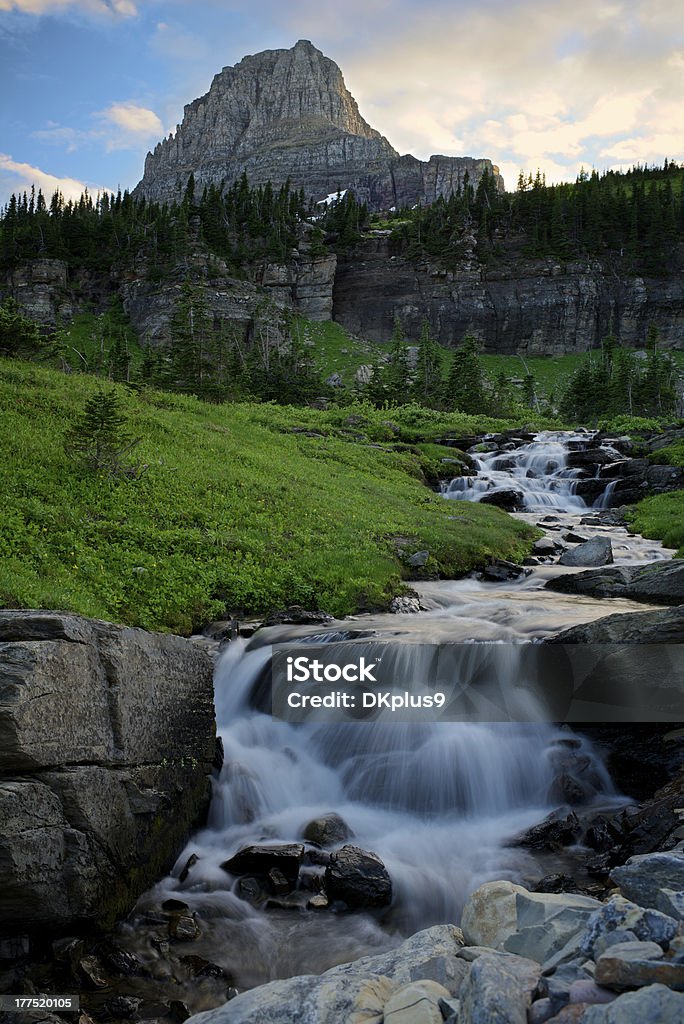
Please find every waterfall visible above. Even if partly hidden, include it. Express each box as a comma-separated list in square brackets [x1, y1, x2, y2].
[126, 429, 656, 988]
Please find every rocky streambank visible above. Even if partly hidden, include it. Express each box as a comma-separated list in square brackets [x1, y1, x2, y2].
[0, 611, 217, 942]
[178, 853, 684, 1024]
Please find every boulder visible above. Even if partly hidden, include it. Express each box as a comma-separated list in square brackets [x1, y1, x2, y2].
[580, 984, 684, 1023]
[594, 940, 684, 991]
[459, 952, 541, 1024]
[383, 980, 451, 1024]
[302, 812, 352, 847]
[482, 560, 530, 583]
[558, 537, 613, 567]
[324, 844, 392, 908]
[511, 810, 581, 850]
[0, 611, 215, 935]
[534, 537, 560, 555]
[580, 896, 678, 956]
[611, 851, 684, 910]
[545, 560, 684, 605]
[221, 844, 304, 884]
[479, 489, 525, 511]
[547, 606, 684, 644]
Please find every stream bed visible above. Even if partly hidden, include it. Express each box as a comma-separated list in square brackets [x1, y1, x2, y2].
[114, 431, 676, 1005]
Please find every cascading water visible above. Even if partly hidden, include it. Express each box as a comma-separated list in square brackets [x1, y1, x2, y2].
[121, 430, 674, 993]
[442, 430, 591, 510]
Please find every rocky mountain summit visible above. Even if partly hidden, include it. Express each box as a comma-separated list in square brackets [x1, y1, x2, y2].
[134, 39, 502, 210]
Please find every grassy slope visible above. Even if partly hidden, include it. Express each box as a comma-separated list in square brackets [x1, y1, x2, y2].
[628, 441, 684, 557]
[0, 360, 539, 633]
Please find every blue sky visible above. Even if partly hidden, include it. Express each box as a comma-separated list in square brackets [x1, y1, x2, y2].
[1, 0, 683, 205]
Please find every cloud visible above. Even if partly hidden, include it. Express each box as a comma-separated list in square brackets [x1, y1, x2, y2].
[31, 102, 164, 154]
[0, 0, 137, 16]
[99, 101, 163, 139]
[0, 153, 111, 203]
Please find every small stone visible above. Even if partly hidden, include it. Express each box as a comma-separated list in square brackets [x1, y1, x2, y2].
[267, 867, 290, 895]
[169, 915, 200, 941]
[534, 538, 558, 555]
[221, 843, 304, 883]
[179, 853, 199, 883]
[581, 896, 678, 956]
[568, 979, 616, 1005]
[593, 940, 684, 991]
[406, 550, 430, 568]
[302, 812, 352, 847]
[78, 954, 109, 989]
[307, 892, 329, 909]
[162, 898, 190, 913]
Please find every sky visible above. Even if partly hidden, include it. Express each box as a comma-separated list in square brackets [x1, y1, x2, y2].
[1, 0, 683, 206]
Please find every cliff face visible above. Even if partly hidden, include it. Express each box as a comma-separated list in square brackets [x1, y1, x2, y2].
[333, 237, 684, 354]
[134, 40, 503, 210]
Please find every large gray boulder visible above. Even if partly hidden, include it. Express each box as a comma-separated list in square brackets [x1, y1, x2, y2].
[546, 560, 684, 604]
[0, 610, 216, 935]
[611, 851, 684, 910]
[547, 605, 684, 644]
[558, 536, 613, 567]
[185, 926, 466, 1024]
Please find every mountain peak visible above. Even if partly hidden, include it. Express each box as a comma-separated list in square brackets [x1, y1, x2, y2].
[134, 42, 502, 209]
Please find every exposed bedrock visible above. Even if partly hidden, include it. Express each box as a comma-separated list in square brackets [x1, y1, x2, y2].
[0, 610, 216, 937]
[333, 237, 684, 353]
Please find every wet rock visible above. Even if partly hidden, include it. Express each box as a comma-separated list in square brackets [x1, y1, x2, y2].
[389, 595, 423, 613]
[302, 812, 352, 847]
[580, 896, 678, 956]
[548, 772, 591, 806]
[482, 559, 530, 583]
[307, 893, 329, 909]
[546, 560, 684, 605]
[106, 996, 141, 1019]
[479, 488, 524, 510]
[236, 876, 268, 904]
[580, 984, 684, 1022]
[547, 605, 684, 643]
[558, 536, 613, 567]
[267, 867, 290, 895]
[512, 810, 581, 850]
[611, 851, 684, 909]
[169, 1000, 191, 1022]
[260, 605, 333, 627]
[221, 843, 304, 884]
[324, 844, 392, 908]
[78, 954, 110, 989]
[534, 537, 560, 555]
[563, 532, 590, 544]
[383, 979, 450, 1024]
[179, 853, 200, 883]
[459, 952, 541, 1024]
[169, 915, 200, 941]
[179, 955, 226, 980]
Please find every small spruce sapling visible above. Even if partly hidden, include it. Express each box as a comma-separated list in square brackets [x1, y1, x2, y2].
[66, 387, 143, 477]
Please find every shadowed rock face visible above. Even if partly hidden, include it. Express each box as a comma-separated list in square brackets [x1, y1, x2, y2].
[0, 611, 216, 936]
[134, 40, 503, 209]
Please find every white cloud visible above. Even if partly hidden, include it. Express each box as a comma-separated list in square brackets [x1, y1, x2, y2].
[0, 153, 111, 203]
[0, 0, 137, 15]
[100, 102, 162, 138]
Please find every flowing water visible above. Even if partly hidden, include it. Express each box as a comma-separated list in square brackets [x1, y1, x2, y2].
[123, 431, 675, 994]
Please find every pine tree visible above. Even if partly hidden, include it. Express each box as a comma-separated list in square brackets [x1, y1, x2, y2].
[413, 319, 442, 406]
[443, 335, 487, 414]
[66, 388, 141, 476]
